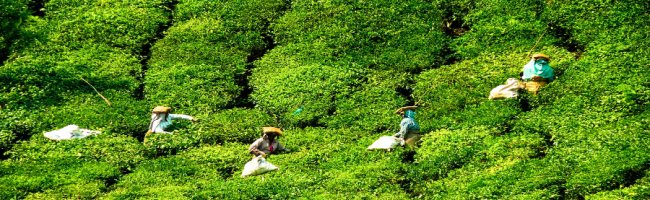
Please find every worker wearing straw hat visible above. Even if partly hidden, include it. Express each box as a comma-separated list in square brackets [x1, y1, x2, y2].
[249, 127, 289, 157]
[144, 106, 197, 142]
[394, 106, 421, 146]
[521, 53, 554, 94]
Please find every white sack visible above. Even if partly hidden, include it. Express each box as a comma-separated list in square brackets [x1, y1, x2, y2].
[241, 156, 279, 177]
[367, 136, 400, 150]
[489, 78, 521, 100]
[44, 125, 101, 141]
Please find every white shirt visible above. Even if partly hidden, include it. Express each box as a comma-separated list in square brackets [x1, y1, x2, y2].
[149, 114, 194, 134]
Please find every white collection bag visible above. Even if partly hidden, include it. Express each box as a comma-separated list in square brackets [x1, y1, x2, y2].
[241, 156, 279, 177]
[489, 78, 521, 100]
[367, 136, 401, 150]
[44, 125, 101, 141]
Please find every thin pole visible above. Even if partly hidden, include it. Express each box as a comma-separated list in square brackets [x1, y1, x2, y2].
[80, 76, 112, 106]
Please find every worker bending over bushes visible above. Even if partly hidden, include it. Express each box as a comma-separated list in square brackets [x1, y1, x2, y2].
[144, 106, 198, 142]
[521, 53, 554, 94]
[394, 106, 421, 146]
[249, 127, 289, 157]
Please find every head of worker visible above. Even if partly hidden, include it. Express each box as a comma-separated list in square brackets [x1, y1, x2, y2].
[151, 106, 171, 119]
[395, 106, 418, 119]
[149, 106, 172, 130]
[262, 127, 282, 141]
[532, 53, 550, 66]
[523, 53, 554, 81]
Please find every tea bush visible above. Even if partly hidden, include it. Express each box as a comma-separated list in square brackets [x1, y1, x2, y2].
[251, 60, 364, 127]
[321, 71, 409, 132]
[192, 108, 275, 145]
[452, 0, 558, 59]
[0, 0, 28, 62]
[104, 144, 247, 199]
[0, 0, 648, 198]
[0, 134, 144, 199]
[271, 0, 447, 72]
[145, 17, 247, 112]
[43, 0, 168, 53]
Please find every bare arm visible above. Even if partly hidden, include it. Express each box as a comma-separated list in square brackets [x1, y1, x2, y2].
[248, 139, 265, 157]
[169, 114, 195, 121]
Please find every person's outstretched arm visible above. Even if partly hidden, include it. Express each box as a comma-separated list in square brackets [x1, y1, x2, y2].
[249, 139, 265, 157]
[394, 119, 410, 139]
[169, 114, 195, 121]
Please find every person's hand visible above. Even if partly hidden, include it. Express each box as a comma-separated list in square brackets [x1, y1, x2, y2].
[191, 118, 200, 123]
[260, 152, 267, 158]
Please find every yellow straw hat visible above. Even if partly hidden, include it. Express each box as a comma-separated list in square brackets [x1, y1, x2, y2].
[532, 53, 550, 61]
[395, 106, 418, 114]
[262, 127, 282, 136]
[152, 106, 172, 114]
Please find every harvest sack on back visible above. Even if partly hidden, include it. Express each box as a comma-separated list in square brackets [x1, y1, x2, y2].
[241, 156, 279, 177]
[489, 78, 522, 100]
[44, 125, 101, 141]
[367, 136, 400, 150]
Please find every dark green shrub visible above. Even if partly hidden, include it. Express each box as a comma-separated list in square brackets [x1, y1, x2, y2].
[143, 131, 199, 158]
[175, 0, 288, 33]
[0, 134, 143, 199]
[104, 144, 247, 199]
[587, 170, 650, 199]
[542, 0, 648, 47]
[452, 0, 558, 59]
[0, 45, 141, 109]
[145, 17, 248, 112]
[0, 0, 28, 61]
[43, 0, 168, 53]
[272, 0, 447, 72]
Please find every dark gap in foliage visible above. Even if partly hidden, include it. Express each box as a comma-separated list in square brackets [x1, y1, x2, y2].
[440, 42, 461, 66]
[230, 23, 276, 109]
[229, 0, 292, 109]
[397, 167, 417, 198]
[620, 162, 650, 188]
[0, 123, 38, 160]
[101, 170, 129, 193]
[396, 77, 416, 106]
[518, 92, 533, 112]
[401, 150, 416, 163]
[439, 1, 471, 38]
[532, 132, 554, 159]
[547, 21, 585, 60]
[134, 0, 179, 100]
[27, 0, 47, 17]
[557, 180, 568, 200]
[372, 126, 390, 134]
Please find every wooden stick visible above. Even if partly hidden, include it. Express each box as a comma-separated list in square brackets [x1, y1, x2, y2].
[80, 76, 112, 106]
[526, 30, 547, 58]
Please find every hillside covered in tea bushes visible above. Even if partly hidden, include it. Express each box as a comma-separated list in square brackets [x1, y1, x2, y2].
[0, 0, 648, 199]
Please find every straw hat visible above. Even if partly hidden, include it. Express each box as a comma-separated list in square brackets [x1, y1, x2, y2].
[262, 127, 282, 136]
[395, 106, 418, 114]
[532, 53, 550, 61]
[152, 106, 172, 114]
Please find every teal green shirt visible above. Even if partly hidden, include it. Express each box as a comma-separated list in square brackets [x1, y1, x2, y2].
[522, 59, 554, 81]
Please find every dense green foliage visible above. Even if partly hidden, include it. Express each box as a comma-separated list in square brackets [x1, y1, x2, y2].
[0, 0, 648, 199]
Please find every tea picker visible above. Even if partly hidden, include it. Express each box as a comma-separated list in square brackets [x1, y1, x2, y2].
[144, 106, 198, 142]
[249, 127, 289, 158]
[242, 127, 288, 177]
[520, 53, 554, 95]
[368, 106, 421, 150]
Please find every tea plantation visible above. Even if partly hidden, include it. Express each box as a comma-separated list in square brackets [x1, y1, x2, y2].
[0, 0, 648, 199]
